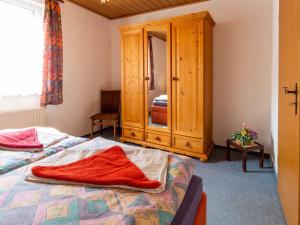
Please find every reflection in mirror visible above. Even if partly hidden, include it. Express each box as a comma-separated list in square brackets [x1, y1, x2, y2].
[147, 30, 167, 129]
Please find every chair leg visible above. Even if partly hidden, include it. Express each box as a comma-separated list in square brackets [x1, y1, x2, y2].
[100, 120, 103, 135]
[114, 120, 117, 141]
[90, 120, 94, 139]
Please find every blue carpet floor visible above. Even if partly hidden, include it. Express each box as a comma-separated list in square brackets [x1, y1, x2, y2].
[98, 129, 287, 225]
[196, 148, 286, 225]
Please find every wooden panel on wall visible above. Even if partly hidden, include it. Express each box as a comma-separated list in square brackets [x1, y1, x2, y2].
[68, 0, 209, 19]
[172, 19, 204, 138]
[121, 28, 144, 129]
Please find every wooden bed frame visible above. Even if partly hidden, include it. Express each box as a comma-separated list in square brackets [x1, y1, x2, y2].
[194, 192, 207, 225]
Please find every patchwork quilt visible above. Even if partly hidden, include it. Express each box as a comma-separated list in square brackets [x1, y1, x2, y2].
[0, 137, 196, 225]
[0, 136, 89, 175]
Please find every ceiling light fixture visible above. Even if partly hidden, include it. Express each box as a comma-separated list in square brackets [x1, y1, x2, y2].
[101, 0, 109, 3]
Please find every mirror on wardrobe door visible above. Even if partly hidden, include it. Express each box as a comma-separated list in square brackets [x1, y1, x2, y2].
[146, 28, 169, 130]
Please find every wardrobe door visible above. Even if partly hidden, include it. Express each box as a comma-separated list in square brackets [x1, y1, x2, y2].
[172, 19, 204, 138]
[121, 28, 144, 129]
[144, 23, 171, 134]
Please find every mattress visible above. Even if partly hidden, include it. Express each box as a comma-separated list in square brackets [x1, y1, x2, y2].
[171, 175, 203, 225]
[0, 137, 196, 225]
[0, 136, 88, 175]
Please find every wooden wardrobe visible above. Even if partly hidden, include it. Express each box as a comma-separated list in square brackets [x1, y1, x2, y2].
[120, 12, 215, 161]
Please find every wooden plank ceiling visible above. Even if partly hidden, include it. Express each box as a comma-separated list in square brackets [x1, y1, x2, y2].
[68, 0, 208, 19]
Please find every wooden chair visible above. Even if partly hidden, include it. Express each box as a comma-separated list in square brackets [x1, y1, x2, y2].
[90, 90, 121, 140]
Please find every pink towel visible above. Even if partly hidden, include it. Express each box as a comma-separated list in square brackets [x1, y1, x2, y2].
[0, 128, 43, 152]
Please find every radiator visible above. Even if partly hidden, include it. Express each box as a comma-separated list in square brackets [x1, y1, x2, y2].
[0, 108, 46, 130]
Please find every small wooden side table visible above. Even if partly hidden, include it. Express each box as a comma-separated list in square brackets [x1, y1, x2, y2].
[226, 139, 264, 172]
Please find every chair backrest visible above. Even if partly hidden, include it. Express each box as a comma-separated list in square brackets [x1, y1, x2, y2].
[101, 90, 121, 114]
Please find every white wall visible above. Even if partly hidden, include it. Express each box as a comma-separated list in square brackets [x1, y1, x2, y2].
[0, 0, 278, 156]
[110, 0, 274, 153]
[271, 0, 279, 174]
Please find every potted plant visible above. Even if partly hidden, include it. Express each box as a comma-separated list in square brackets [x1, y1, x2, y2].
[231, 123, 258, 146]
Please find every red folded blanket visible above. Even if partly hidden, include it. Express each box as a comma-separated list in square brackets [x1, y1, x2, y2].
[0, 128, 43, 151]
[32, 146, 161, 189]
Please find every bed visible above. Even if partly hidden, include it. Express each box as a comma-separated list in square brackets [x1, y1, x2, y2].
[0, 128, 88, 175]
[0, 137, 206, 225]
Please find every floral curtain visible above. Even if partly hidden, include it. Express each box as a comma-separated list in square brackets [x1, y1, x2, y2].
[148, 36, 155, 91]
[40, 0, 63, 107]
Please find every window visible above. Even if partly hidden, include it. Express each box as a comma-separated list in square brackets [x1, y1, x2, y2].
[0, 0, 44, 97]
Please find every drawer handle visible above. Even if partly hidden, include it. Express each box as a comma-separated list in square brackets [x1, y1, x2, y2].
[130, 131, 136, 137]
[156, 136, 161, 142]
[186, 141, 191, 148]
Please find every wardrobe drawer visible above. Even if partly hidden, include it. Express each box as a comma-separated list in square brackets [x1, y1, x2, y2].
[146, 132, 171, 147]
[123, 127, 144, 141]
[173, 136, 204, 153]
